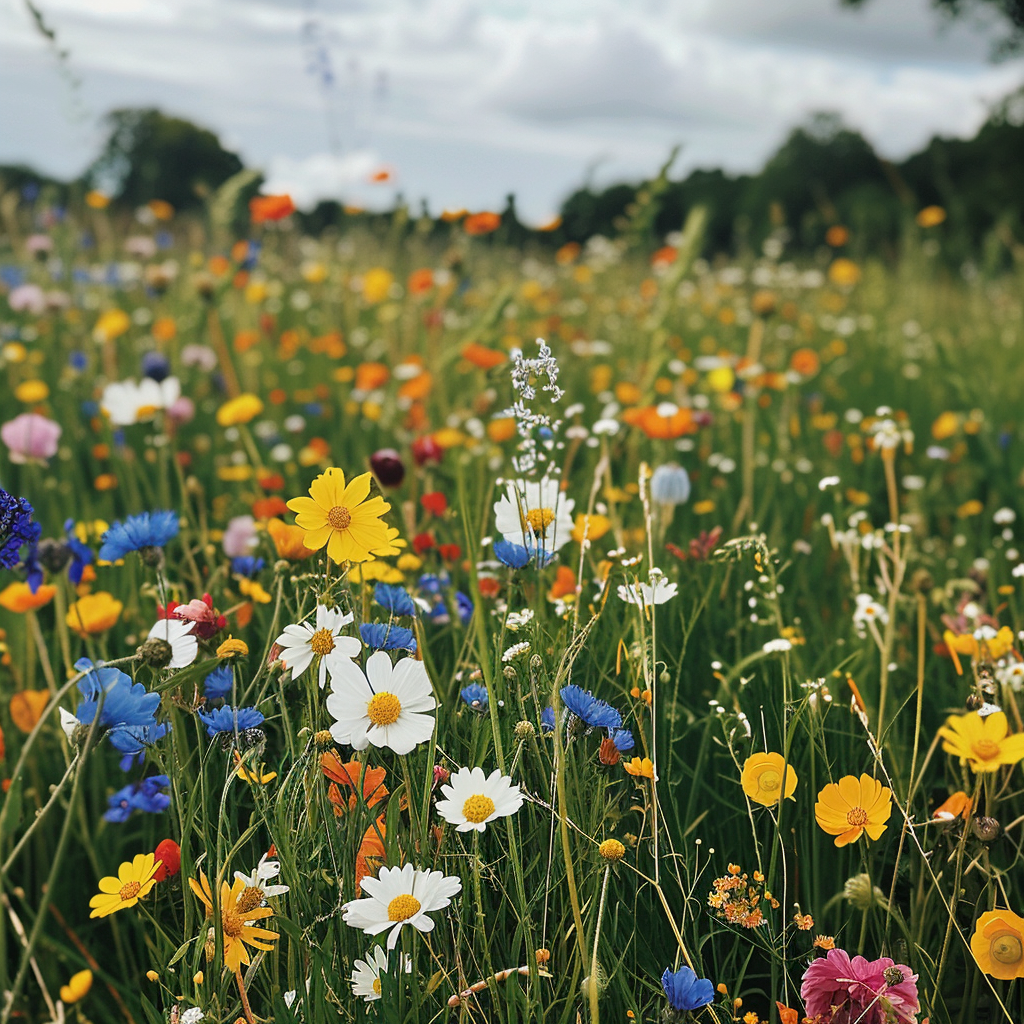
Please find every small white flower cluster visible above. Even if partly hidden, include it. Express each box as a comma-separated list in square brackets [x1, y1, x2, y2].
[869, 407, 913, 451]
[502, 338, 564, 475]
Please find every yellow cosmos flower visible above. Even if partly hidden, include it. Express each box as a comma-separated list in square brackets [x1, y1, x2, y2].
[971, 909, 1024, 980]
[15, 380, 49, 403]
[938, 711, 1024, 773]
[216, 393, 264, 427]
[66, 592, 123, 636]
[741, 752, 797, 807]
[238, 577, 272, 604]
[189, 873, 280, 973]
[89, 853, 161, 918]
[234, 750, 278, 785]
[60, 969, 93, 1004]
[93, 309, 131, 343]
[943, 626, 1014, 675]
[814, 774, 892, 847]
[287, 468, 391, 564]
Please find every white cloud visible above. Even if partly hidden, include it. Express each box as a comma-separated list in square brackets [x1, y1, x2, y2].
[262, 150, 381, 208]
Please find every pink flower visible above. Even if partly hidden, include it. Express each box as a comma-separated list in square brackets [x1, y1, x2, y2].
[167, 396, 195, 424]
[222, 515, 258, 558]
[1, 413, 61, 463]
[801, 948, 920, 1023]
[8, 284, 46, 314]
[158, 594, 226, 640]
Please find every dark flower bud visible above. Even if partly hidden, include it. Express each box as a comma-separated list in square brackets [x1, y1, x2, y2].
[369, 448, 405, 487]
[139, 545, 165, 569]
[137, 637, 173, 668]
[965, 692, 985, 712]
[36, 538, 70, 574]
[972, 816, 1002, 843]
[882, 966, 906, 986]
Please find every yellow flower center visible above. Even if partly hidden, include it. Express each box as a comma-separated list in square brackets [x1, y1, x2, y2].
[758, 770, 780, 792]
[367, 691, 402, 726]
[846, 807, 868, 826]
[525, 507, 555, 533]
[991, 933, 1023, 966]
[387, 894, 421, 921]
[328, 506, 352, 530]
[310, 627, 336, 656]
[222, 909, 244, 938]
[462, 794, 496, 823]
[372, 978, 382, 994]
[972, 739, 1001, 761]
[135, 404, 159, 420]
[119, 881, 141, 902]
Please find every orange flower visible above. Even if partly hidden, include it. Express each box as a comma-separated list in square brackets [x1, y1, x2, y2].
[934, 791, 972, 821]
[775, 1004, 800, 1024]
[355, 819, 387, 894]
[623, 757, 656, 780]
[650, 246, 677, 269]
[407, 268, 434, 295]
[486, 417, 517, 443]
[633, 404, 695, 439]
[461, 343, 506, 370]
[547, 565, 576, 602]
[789, 348, 820, 377]
[943, 626, 1015, 675]
[267, 518, 316, 560]
[10, 690, 49, 733]
[152, 317, 177, 342]
[916, 205, 946, 228]
[368, 165, 394, 183]
[66, 592, 123, 636]
[322, 753, 388, 815]
[354, 362, 390, 392]
[0, 582, 56, 613]
[250, 194, 295, 223]
[555, 242, 580, 264]
[463, 211, 501, 235]
[398, 372, 433, 401]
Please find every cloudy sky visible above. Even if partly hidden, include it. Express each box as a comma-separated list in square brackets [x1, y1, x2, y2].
[2, 0, 1022, 221]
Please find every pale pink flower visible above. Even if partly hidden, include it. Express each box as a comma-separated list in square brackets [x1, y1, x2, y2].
[8, 284, 46, 314]
[222, 515, 258, 557]
[801, 947, 920, 1024]
[167, 396, 195, 424]
[1, 413, 61, 463]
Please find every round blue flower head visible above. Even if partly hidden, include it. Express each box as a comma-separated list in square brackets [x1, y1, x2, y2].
[99, 511, 180, 562]
[204, 664, 234, 700]
[360, 622, 417, 653]
[231, 556, 265, 578]
[560, 684, 622, 730]
[540, 706, 555, 733]
[374, 583, 417, 617]
[197, 705, 265, 737]
[104, 775, 171, 822]
[459, 683, 489, 710]
[661, 966, 714, 1012]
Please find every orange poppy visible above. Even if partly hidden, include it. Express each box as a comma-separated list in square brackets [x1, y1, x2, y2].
[650, 246, 677, 269]
[463, 212, 501, 236]
[0, 582, 56, 613]
[789, 348, 820, 377]
[461, 343, 506, 370]
[322, 753, 388, 815]
[548, 565, 576, 601]
[355, 818, 387, 894]
[252, 496, 288, 520]
[250, 194, 296, 223]
[354, 362, 390, 392]
[10, 690, 50, 733]
[407, 268, 434, 296]
[267, 518, 316, 560]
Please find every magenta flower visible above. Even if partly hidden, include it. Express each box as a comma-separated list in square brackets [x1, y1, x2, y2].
[1, 413, 61, 464]
[801, 948, 920, 1023]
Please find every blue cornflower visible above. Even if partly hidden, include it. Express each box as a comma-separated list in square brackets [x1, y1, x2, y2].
[418, 573, 443, 595]
[69, 350, 88, 371]
[231, 556, 265, 578]
[560, 685, 622, 730]
[610, 728, 635, 752]
[360, 622, 417, 653]
[455, 592, 473, 626]
[0, 488, 38, 570]
[98, 511, 179, 562]
[540, 706, 555, 733]
[103, 775, 171, 822]
[204, 664, 234, 700]
[64, 519, 93, 586]
[75, 659, 161, 732]
[460, 683, 489, 710]
[427, 601, 450, 625]
[493, 539, 531, 569]
[374, 583, 417, 617]
[141, 351, 171, 382]
[109, 723, 170, 770]
[197, 705, 265, 737]
[660, 966, 714, 1012]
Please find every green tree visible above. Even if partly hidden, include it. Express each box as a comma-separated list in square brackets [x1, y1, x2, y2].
[87, 108, 244, 210]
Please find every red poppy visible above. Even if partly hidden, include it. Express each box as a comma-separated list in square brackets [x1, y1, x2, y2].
[250, 194, 295, 223]
[478, 577, 501, 599]
[412, 532, 435, 554]
[153, 839, 181, 882]
[421, 492, 448, 516]
[438, 543, 461, 561]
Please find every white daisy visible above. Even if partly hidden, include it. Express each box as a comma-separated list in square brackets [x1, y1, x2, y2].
[234, 852, 290, 900]
[326, 651, 436, 755]
[853, 593, 888, 636]
[617, 571, 678, 607]
[147, 618, 198, 668]
[101, 377, 181, 426]
[493, 475, 575, 556]
[435, 766, 524, 833]
[342, 863, 462, 950]
[275, 604, 361, 689]
[350, 945, 412, 1002]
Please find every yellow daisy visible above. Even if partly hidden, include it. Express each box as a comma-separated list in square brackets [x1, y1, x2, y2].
[189, 872, 280, 972]
[741, 752, 798, 807]
[938, 711, 1024, 773]
[89, 853, 162, 918]
[287, 469, 391, 564]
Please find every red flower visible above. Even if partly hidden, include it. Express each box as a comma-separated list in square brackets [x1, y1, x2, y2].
[412, 532, 435, 554]
[438, 543, 461, 561]
[153, 839, 181, 882]
[412, 436, 443, 466]
[421, 492, 448, 516]
[478, 576, 501, 599]
[250, 194, 295, 223]
[252, 496, 288, 520]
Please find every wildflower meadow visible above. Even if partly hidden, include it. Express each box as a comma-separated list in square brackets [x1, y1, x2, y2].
[2, 181, 1024, 1024]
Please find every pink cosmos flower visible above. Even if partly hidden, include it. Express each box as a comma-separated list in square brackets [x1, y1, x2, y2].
[8, 284, 46, 314]
[1, 413, 61, 463]
[167, 396, 195, 424]
[222, 515, 258, 558]
[801, 948, 920, 1023]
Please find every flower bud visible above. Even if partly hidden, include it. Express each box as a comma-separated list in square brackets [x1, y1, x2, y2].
[369, 448, 405, 487]
[972, 816, 1002, 843]
[137, 637, 173, 668]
